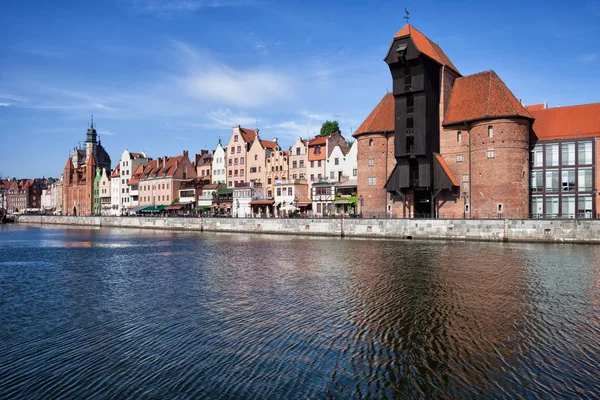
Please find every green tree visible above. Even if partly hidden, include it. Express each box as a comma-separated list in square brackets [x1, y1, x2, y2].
[320, 120, 340, 137]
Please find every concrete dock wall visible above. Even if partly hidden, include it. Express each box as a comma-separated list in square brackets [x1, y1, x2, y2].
[15, 215, 600, 243]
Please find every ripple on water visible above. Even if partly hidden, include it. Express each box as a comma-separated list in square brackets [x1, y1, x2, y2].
[1, 226, 600, 398]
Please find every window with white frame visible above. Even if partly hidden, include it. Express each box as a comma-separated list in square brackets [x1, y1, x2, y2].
[487, 150, 495, 159]
[368, 177, 376, 186]
[456, 154, 463, 162]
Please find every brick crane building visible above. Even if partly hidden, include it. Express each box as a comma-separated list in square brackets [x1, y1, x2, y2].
[355, 24, 599, 219]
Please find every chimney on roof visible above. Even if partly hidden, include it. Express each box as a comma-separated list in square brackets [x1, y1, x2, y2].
[544, 101, 547, 109]
[273, 137, 278, 143]
[182, 150, 189, 159]
[163, 157, 167, 168]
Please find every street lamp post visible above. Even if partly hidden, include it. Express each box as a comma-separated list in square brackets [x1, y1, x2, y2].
[359, 195, 364, 219]
[236, 199, 240, 218]
[294, 196, 298, 217]
[462, 191, 468, 219]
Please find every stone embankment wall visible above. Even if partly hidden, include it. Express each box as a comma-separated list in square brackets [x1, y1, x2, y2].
[15, 215, 600, 243]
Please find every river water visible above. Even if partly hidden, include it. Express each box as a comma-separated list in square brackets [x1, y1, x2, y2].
[1, 224, 600, 398]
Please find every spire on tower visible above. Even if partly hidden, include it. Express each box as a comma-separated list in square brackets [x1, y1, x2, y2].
[90, 114, 94, 129]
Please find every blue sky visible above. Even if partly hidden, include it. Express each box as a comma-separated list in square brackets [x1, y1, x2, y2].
[1, 0, 599, 179]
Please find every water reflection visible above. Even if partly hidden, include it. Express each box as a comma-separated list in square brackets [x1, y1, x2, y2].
[1, 226, 600, 398]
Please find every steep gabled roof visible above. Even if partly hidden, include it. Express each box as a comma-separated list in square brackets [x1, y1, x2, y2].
[128, 164, 144, 185]
[443, 70, 533, 126]
[394, 24, 459, 74]
[240, 127, 257, 142]
[64, 157, 74, 170]
[353, 93, 395, 137]
[530, 102, 600, 141]
[308, 136, 327, 146]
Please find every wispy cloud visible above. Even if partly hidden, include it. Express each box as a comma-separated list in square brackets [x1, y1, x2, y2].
[245, 32, 268, 55]
[0, 103, 10, 107]
[99, 130, 116, 136]
[172, 41, 293, 108]
[205, 108, 258, 128]
[133, 0, 257, 14]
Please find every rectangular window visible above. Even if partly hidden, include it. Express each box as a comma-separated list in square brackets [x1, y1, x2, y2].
[578, 195, 593, 218]
[268, 178, 272, 184]
[310, 174, 315, 182]
[368, 177, 377, 186]
[237, 146, 241, 153]
[462, 174, 469, 183]
[531, 146, 543, 167]
[229, 170, 232, 176]
[531, 170, 544, 192]
[561, 195, 575, 218]
[292, 161, 297, 168]
[545, 169, 559, 192]
[561, 143, 575, 166]
[317, 203, 322, 213]
[353, 169, 357, 177]
[334, 158, 339, 165]
[546, 196, 559, 217]
[277, 188, 281, 196]
[545, 144, 559, 166]
[240, 157, 244, 165]
[250, 167, 257, 173]
[296, 147, 301, 155]
[330, 172, 335, 179]
[318, 160, 322, 167]
[234, 158, 238, 165]
[456, 154, 463, 163]
[578, 168, 592, 191]
[299, 160, 304, 168]
[487, 150, 495, 159]
[240, 169, 244, 176]
[229, 159, 232, 165]
[288, 188, 293, 196]
[231, 147, 235, 154]
[368, 158, 375, 166]
[310, 161, 314, 168]
[561, 169, 575, 192]
[314, 146, 321, 155]
[578, 142, 592, 165]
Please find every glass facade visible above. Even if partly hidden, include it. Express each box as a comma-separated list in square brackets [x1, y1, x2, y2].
[530, 140, 595, 218]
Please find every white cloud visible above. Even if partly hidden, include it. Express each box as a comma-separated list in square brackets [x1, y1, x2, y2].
[99, 130, 116, 136]
[266, 120, 321, 141]
[0, 103, 10, 107]
[172, 41, 293, 108]
[205, 108, 257, 128]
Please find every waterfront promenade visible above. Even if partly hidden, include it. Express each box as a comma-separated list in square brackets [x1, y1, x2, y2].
[16, 215, 600, 243]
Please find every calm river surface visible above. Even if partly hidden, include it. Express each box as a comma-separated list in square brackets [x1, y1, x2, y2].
[1, 225, 600, 398]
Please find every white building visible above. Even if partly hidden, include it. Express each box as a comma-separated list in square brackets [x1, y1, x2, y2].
[326, 141, 357, 183]
[110, 165, 121, 215]
[41, 179, 57, 212]
[212, 140, 226, 184]
[119, 150, 148, 213]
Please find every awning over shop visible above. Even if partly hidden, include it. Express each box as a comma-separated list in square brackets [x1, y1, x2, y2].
[130, 205, 148, 212]
[249, 200, 275, 205]
[165, 205, 184, 211]
[141, 205, 168, 212]
[297, 202, 311, 207]
[194, 205, 212, 210]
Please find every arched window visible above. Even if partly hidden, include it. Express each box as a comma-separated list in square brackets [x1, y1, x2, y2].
[369, 139, 373, 147]
[488, 125, 493, 138]
[457, 131, 462, 143]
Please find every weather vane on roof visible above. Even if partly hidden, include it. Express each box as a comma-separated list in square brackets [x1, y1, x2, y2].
[404, 8, 410, 23]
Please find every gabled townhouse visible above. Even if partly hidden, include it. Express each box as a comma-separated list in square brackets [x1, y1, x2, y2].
[311, 180, 336, 217]
[212, 140, 226, 184]
[194, 150, 213, 184]
[6, 179, 43, 213]
[225, 125, 257, 188]
[41, 178, 57, 212]
[274, 179, 310, 216]
[118, 150, 148, 211]
[264, 143, 289, 199]
[0, 179, 12, 210]
[289, 137, 308, 181]
[110, 164, 121, 215]
[138, 150, 196, 207]
[307, 132, 347, 187]
[98, 168, 111, 215]
[326, 141, 357, 183]
[247, 135, 277, 188]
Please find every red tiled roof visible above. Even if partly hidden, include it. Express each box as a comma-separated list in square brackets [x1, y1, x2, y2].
[394, 24, 459, 74]
[308, 136, 327, 146]
[530, 102, 600, 141]
[284, 151, 290, 157]
[443, 70, 533, 126]
[261, 140, 277, 149]
[128, 164, 144, 185]
[353, 93, 395, 137]
[525, 104, 545, 112]
[240, 127, 257, 142]
[110, 164, 120, 178]
[64, 157, 74, 170]
[434, 154, 459, 186]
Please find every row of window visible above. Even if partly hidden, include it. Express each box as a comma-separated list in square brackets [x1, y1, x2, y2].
[141, 195, 170, 202]
[531, 195, 593, 217]
[456, 126, 493, 143]
[228, 157, 245, 165]
[531, 168, 593, 192]
[532, 142, 592, 167]
[228, 169, 245, 176]
[276, 187, 294, 196]
[140, 183, 170, 191]
[291, 160, 306, 169]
